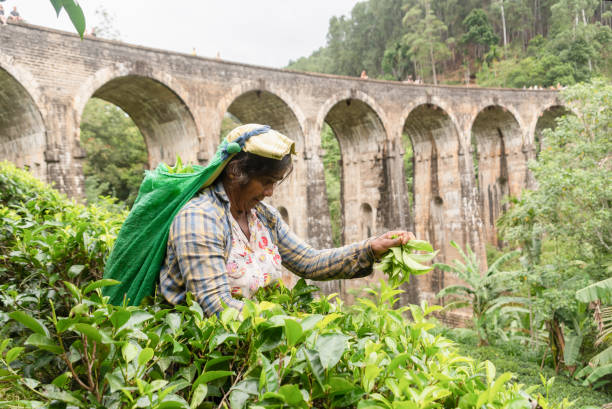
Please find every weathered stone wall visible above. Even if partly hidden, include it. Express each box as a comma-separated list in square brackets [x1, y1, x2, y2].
[0, 23, 565, 304]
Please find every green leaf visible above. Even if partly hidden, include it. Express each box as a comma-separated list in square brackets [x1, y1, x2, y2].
[328, 376, 357, 395]
[8, 311, 49, 337]
[0, 339, 10, 355]
[488, 372, 513, 403]
[576, 277, 612, 304]
[49, 0, 63, 16]
[284, 319, 303, 347]
[110, 310, 131, 329]
[52, 372, 72, 388]
[485, 360, 496, 385]
[401, 252, 433, 271]
[591, 345, 612, 366]
[157, 401, 187, 409]
[305, 349, 325, 388]
[83, 279, 120, 295]
[105, 372, 124, 393]
[138, 347, 154, 366]
[63, 281, 81, 300]
[5, 347, 25, 364]
[229, 379, 258, 409]
[279, 384, 304, 405]
[122, 342, 139, 363]
[72, 323, 102, 343]
[584, 363, 612, 386]
[563, 334, 583, 366]
[388, 353, 411, 373]
[67, 264, 85, 278]
[190, 383, 208, 409]
[192, 370, 234, 392]
[258, 353, 279, 392]
[25, 333, 63, 354]
[316, 333, 349, 369]
[56, 318, 76, 333]
[406, 240, 434, 252]
[62, 0, 86, 38]
[45, 389, 83, 406]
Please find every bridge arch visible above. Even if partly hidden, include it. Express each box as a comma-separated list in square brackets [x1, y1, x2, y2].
[315, 90, 388, 141]
[403, 103, 465, 299]
[219, 81, 306, 149]
[318, 92, 387, 246]
[75, 67, 199, 169]
[0, 64, 47, 181]
[533, 104, 571, 156]
[471, 105, 523, 245]
[221, 87, 308, 239]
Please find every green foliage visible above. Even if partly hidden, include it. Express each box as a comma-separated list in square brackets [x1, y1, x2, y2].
[461, 8, 499, 60]
[376, 240, 437, 286]
[164, 156, 195, 175]
[80, 98, 148, 208]
[435, 241, 522, 345]
[445, 327, 612, 407]
[0, 159, 579, 408]
[574, 277, 612, 389]
[321, 124, 342, 247]
[402, 0, 451, 84]
[1, 277, 571, 409]
[0, 160, 126, 331]
[499, 80, 611, 280]
[287, 0, 611, 86]
[50, 0, 86, 38]
[452, 81, 612, 387]
[401, 133, 414, 211]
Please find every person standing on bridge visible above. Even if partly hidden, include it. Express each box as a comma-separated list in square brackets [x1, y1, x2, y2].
[8, 6, 22, 23]
[104, 124, 416, 316]
[0, 5, 7, 25]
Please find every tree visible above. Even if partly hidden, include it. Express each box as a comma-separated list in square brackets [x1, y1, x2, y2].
[461, 8, 499, 61]
[80, 99, 148, 207]
[402, 0, 451, 84]
[382, 40, 413, 80]
[499, 79, 612, 280]
[92, 6, 121, 40]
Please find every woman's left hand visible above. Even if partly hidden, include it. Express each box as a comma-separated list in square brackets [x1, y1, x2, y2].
[370, 230, 416, 259]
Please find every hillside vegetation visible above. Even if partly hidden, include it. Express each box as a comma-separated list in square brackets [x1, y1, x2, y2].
[287, 0, 612, 87]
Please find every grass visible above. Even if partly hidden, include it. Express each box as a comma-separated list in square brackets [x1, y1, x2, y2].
[439, 327, 612, 408]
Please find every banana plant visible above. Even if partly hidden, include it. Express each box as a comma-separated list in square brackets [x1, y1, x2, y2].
[574, 276, 612, 390]
[435, 241, 522, 345]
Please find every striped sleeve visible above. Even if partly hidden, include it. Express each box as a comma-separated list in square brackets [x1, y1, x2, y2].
[267, 207, 375, 280]
[168, 202, 243, 316]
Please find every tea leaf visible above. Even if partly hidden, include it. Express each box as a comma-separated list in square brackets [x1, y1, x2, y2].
[8, 311, 49, 337]
[25, 334, 63, 354]
[138, 347, 154, 366]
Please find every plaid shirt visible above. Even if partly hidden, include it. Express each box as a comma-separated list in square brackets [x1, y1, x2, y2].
[159, 181, 375, 316]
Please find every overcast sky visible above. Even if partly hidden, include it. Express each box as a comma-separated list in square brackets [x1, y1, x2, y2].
[8, 0, 360, 68]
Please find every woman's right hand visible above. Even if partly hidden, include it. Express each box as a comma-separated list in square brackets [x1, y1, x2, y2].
[370, 230, 416, 259]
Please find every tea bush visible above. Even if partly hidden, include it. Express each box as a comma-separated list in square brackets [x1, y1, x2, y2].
[0, 162, 574, 408]
[0, 161, 126, 336]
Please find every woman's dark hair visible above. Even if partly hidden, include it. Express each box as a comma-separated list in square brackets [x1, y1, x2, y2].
[222, 152, 293, 186]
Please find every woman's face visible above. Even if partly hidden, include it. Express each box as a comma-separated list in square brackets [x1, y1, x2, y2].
[232, 172, 285, 213]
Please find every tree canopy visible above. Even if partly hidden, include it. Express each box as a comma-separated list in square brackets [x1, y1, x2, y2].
[287, 0, 612, 86]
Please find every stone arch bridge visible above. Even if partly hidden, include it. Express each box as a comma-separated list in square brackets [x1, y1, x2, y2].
[0, 24, 566, 305]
